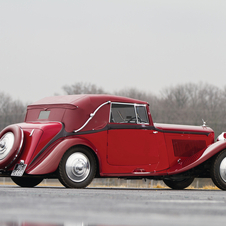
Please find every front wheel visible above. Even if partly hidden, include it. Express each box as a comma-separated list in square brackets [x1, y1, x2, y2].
[58, 147, 97, 188]
[163, 177, 194, 190]
[11, 176, 43, 187]
[211, 149, 226, 190]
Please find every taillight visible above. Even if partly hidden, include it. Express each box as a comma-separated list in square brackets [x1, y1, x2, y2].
[217, 132, 226, 141]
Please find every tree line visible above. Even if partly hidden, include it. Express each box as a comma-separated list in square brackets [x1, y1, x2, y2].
[0, 92, 26, 131]
[1, 82, 226, 137]
[63, 82, 226, 137]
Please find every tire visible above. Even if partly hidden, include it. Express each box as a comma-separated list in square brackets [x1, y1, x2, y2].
[11, 176, 43, 187]
[0, 125, 24, 169]
[163, 177, 194, 190]
[58, 147, 97, 188]
[211, 149, 226, 190]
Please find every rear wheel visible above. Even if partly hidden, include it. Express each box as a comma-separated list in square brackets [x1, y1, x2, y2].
[211, 149, 226, 190]
[11, 176, 43, 187]
[58, 147, 97, 188]
[163, 177, 194, 190]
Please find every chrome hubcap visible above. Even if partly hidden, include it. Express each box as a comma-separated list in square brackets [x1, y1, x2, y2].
[220, 157, 226, 182]
[0, 132, 15, 160]
[66, 152, 90, 182]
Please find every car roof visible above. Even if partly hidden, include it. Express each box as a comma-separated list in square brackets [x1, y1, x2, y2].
[28, 94, 148, 109]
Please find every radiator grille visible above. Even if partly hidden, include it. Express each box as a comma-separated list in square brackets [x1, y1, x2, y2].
[172, 139, 206, 157]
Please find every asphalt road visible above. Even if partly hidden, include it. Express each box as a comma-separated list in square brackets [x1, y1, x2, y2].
[0, 185, 226, 226]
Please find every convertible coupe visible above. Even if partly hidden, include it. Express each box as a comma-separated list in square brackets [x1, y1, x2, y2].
[0, 94, 226, 190]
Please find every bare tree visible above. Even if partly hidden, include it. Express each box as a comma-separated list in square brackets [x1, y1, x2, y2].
[114, 87, 149, 101]
[114, 87, 160, 121]
[62, 82, 106, 95]
[1, 81, 225, 139]
[0, 92, 26, 130]
[157, 82, 225, 136]
[61, 82, 226, 137]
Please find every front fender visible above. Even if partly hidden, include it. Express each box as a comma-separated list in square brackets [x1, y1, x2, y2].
[26, 137, 98, 175]
[168, 140, 226, 175]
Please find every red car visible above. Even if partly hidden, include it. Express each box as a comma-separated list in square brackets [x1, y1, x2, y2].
[0, 94, 226, 190]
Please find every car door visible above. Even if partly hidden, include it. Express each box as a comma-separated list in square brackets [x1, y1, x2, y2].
[107, 103, 161, 168]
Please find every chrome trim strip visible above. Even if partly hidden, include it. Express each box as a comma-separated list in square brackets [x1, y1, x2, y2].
[133, 172, 151, 174]
[29, 129, 34, 137]
[74, 101, 111, 133]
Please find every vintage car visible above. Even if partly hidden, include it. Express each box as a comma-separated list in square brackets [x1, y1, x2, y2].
[1, 94, 226, 190]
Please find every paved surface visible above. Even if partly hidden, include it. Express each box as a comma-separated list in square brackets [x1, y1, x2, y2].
[0, 185, 226, 226]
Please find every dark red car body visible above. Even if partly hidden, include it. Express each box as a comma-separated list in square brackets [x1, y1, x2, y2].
[0, 94, 226, 189]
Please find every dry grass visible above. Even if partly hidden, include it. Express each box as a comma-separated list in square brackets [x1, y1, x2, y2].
[151, 184, 220, 190]
[186, 185, 195, 189]
[0, 180, 220, 190]
[201, 185, 220, 190]
[152, 183, 167, 189]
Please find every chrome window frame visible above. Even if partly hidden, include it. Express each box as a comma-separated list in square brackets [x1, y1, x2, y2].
[134, 104, 149, 125]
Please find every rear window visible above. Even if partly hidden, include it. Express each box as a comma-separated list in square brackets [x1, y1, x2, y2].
[38, 111, 50, 119]
[25, 108, 65, 122]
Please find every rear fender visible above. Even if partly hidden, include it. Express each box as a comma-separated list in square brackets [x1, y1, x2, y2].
[26, 137, 99, 175]
[168, 140, 226, 175]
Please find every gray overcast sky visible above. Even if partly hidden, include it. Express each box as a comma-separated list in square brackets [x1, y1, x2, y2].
[0, 0, 226, 103]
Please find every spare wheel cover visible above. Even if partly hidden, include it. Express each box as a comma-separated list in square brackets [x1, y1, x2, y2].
[0, 125, 24, 169]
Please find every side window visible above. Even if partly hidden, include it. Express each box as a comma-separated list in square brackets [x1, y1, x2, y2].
[135, 105, 149, 124]
[110, 104, 136, 123]
[110, 103, 149, 124]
